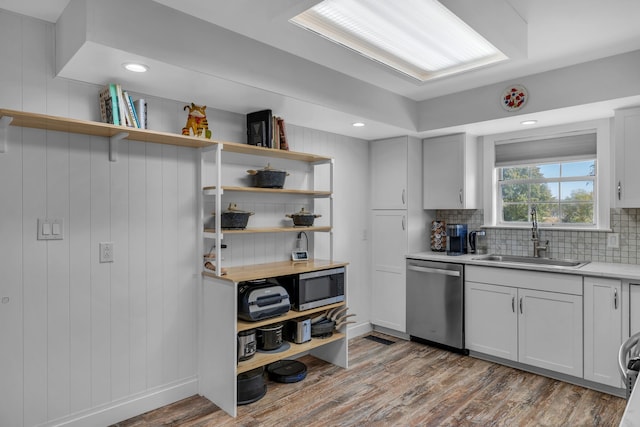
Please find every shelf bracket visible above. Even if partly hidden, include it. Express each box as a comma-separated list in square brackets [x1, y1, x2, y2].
[109, 132, 128, 162]
[0, 115, 13, 153]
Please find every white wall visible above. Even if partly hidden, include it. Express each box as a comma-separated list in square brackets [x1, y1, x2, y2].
[0, 9, 371, 426]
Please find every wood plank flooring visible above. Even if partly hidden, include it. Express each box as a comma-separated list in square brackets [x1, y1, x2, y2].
[111, 333, 626, 426]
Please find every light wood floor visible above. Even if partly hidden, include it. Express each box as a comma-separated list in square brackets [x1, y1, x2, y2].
[111, 333, 627, 426]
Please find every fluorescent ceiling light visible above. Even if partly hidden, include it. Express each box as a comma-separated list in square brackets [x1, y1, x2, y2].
[352, 122, 365, 127]
[290, 0, 507, 82]
[521, 120, 538, 125]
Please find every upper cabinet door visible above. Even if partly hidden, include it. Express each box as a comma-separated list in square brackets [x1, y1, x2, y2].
[615, 107, 640, 207]
[371, 137, 408, 209]
[423, 133, 479, 209]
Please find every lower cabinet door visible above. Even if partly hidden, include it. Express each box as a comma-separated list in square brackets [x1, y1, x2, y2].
[371, 210, 407, 332]
[465, 281, 518, 361]
[584, 277, 623, 387]
[518, 288, 583, 377]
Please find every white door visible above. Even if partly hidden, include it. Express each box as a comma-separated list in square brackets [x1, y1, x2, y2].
[584, 277, 623, 387]
[465, 281, 518, 361]
[371, 210, 407, 332]
[370, 138, 407, 209]
[518, 289, 583, 377]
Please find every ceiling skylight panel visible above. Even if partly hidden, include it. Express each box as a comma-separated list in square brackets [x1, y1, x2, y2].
[290, 0, 507, 81]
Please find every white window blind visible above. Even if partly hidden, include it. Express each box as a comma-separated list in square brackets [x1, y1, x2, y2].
[495, 132, 597, 167]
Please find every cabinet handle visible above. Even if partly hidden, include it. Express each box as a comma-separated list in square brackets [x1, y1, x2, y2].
[402, 189, 406, 205]
[519, 297, 523, 314]
[618, 181, 622, 200]
[459, 189, 463, 205]
[402, 215, 406, 231]
[614, 289, 618, 310]
[512, 296, 515, 313]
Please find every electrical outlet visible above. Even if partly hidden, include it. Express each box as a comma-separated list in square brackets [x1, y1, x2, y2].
[100, 242, 114, 263]
[607, 233, 620, 249]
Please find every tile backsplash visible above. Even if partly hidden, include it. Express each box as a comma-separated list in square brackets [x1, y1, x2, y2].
[434, 209, 640, 264]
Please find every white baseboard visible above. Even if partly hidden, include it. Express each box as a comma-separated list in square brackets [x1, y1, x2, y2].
[347, 322, 372, 340]
[48, 377, 198, 427]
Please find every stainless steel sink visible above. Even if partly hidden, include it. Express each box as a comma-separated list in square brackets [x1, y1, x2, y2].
[472, 254, 589, 268]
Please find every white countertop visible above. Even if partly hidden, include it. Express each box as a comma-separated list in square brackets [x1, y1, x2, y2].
[406, 251, 640, 282]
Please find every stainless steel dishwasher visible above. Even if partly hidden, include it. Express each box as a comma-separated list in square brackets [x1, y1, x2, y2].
[406, 258, 465, 352]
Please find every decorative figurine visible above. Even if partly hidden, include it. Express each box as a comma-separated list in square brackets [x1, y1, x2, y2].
[182, 103, 212, 138]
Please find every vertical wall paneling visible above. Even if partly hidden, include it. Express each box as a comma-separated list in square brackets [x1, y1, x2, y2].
[128, 141, 149, 395]
[0, 125, 24, 427]
[177, 147, 197, 379]
[145, 143, 164, 388]
[46, 130, 71, 420]
[22, 128, 49, 426]
[90, 135, 111, 407]
[111, 139, 131, 401]
[68, 133, 92, 414]
[21, 16, 47, 114]
[162, 145, 180, 383]
[0, 11, 22, 109]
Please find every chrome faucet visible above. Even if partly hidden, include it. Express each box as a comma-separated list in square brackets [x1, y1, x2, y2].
[531, 206, 549, 258]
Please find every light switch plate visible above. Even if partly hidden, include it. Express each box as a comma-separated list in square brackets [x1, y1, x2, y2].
[38, 218, 63, 240]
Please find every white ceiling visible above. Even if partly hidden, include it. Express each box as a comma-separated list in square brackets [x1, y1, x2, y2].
[3, 0, 640, 139]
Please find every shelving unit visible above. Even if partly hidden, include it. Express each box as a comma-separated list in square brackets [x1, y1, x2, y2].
[1, 108, 347, 418]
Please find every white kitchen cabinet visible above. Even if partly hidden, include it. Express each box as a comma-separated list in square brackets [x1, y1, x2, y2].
[370, 136, 409, 209]
[465, 266, 583, 378]
[584, 277, 623, 387]
[518, 288, 583, 377]
[370, 136, 427, 333]
[423, 133, 479, 209]
[465, 281, 518, 361]
[371, 210, 408, 331]
[614, 107, 640, 207]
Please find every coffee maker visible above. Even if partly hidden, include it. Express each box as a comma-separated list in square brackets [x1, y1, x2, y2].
[446, 224, 467, 255]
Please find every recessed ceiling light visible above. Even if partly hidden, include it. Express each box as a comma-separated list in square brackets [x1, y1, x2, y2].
[521, 120, 538, 125]
[123, 63, 149, 73]
[290, 0, 506, 82]
[352, 122, 365, 127]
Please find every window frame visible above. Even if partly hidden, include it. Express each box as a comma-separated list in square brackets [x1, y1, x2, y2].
[496, 160, 597, 227]
[481, 119, 611, 231]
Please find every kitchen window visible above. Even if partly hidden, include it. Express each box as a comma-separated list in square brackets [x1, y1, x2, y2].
[498, 159, 596, 225]
[483, 121, 610, 230]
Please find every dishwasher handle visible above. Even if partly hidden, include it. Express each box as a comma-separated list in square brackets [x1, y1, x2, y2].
[407, 265, 461, 277]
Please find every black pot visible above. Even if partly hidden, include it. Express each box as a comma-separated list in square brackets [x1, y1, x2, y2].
[210, 203, 254, 230]
[247, 163, 289, 188]
[256, 323, 283, 350]
[286, 207, 322, 227]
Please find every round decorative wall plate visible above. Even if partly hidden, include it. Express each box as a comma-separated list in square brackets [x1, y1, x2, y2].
[501, 84, 528, 111]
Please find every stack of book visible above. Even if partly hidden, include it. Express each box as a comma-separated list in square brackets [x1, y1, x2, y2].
[99, 83, 147, 129]
[246, 109, 289, 150]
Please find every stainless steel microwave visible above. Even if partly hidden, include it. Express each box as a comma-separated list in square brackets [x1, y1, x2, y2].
[279, 267, 345, 311]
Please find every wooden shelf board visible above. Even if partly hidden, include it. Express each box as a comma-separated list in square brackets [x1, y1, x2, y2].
[0, 108, 217, 148]
[203, 226, 331, 235]
[202, 259, 348, 283]
[220, 140, 331, 163]
[203, 186, 331, 197]
[236, 332, 345, 374]
[237, 302, 345, 332]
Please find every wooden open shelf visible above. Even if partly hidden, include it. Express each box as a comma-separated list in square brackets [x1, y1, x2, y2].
[0, 109, 333, 163]
[237, 302, 345, 332]
[236, 332, 345, 374]
[203, 186, 331, 197]
[204, 226, 331, 237]
[203, 259, 348, 283]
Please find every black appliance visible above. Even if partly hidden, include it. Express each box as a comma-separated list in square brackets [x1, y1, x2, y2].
[279, 267, 345, 311]
[446, 224, 467, 255]
[238, 280, 290, 321]
[237, 329, 257, 361]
